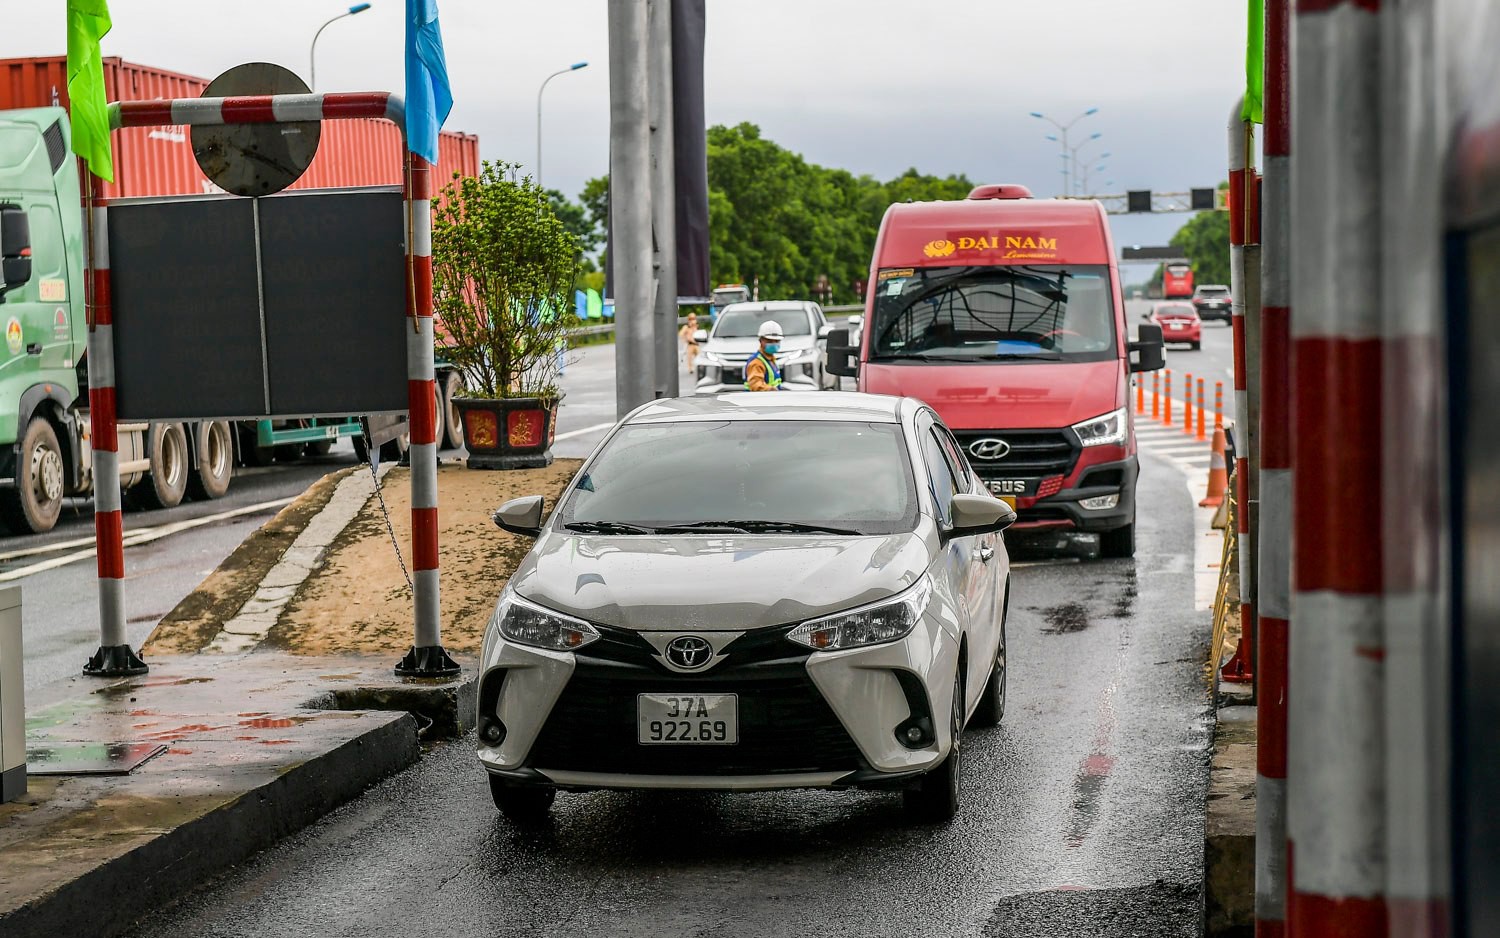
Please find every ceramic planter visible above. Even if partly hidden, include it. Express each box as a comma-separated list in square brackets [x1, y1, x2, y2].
[454, 396, 557, 469]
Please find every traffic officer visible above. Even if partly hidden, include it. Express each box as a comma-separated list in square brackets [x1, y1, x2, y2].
[744, 320, 786, 391]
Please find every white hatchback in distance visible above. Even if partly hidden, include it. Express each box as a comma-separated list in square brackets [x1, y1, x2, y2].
[476, 392, 1013, 823]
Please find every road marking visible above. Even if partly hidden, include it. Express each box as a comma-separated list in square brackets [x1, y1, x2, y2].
[553, 421, 615, 442]
[0, 496, 295, 583]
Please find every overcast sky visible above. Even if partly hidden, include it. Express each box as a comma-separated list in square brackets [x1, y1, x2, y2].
[7, 1, 1249, 279]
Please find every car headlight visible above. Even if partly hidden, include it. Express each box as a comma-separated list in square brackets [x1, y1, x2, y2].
[1072, 407, 1127, 447]
[496, 593, 600, 651]
[701, 350, 727, 365]
[787, 577, 932, 651]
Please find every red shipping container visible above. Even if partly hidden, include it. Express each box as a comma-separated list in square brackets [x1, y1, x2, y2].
[0, 56, 480, 198]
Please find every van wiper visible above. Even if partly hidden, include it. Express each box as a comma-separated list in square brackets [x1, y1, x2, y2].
[870, 352, 989, 363]
[658, 520, 860, 536]
[563, 521, 655, 535]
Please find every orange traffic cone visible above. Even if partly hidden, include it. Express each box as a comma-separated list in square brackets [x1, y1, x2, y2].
[1199, 428, 1229, 507]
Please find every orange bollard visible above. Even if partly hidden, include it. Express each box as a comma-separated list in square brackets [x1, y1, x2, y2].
[1137, 375, 1145, 413]
[1196, 378, 1206, 441]
[1199, 427, 1229, 507]
[1214, 381, 1224, 429]
[1152, 371, 1160, 419]
[1164, 371, 1172, 423]
[1183, 371, 1193, 434]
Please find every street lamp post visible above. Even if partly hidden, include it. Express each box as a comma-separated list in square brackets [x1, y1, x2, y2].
[536, 61, 589, 188]
[1030, 107, 1098, 196]
[309, 3, 372, 92]
[1065, 132, 1103, 196]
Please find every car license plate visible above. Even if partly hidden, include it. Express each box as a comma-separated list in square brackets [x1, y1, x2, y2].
[638, 693, 738, 745]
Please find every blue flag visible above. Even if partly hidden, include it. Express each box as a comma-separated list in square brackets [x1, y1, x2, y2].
[405, 0, 452, 164]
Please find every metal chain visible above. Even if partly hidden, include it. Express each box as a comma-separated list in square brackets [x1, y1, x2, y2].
[363, 431, 414, 592]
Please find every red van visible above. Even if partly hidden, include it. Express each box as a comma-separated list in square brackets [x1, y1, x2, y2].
[827, 185, 1164, 557]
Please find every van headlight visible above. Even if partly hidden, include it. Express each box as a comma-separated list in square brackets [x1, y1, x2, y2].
[787, 577, 932, 651]
[1071, 407, 1127, 447]
[495, 593, 600, 651]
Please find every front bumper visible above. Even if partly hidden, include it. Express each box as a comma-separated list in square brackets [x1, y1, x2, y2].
[694, 355, 822, 394]
[980, 454, 1138, 534]
[476, 610, 960, 790]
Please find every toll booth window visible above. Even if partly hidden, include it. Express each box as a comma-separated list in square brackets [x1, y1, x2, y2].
[869, 265, 1117, 364]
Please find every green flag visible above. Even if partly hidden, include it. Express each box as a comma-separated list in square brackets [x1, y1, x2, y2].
[1242, 0, 1264, 124]
[67, 0, 114, 182]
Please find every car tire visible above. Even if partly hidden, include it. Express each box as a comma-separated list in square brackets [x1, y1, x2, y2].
[904, 670, 964, 823]
[971, 590, 1008, 728]
[1100, 521, 1136, 559]
[488, 776, 556, 822]
[0, 417, 65, 534]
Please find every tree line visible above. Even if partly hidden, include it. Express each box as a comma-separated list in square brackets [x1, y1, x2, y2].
[549, 122, 976, 304]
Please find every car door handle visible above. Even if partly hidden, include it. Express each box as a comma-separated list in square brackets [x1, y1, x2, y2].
[978, 545, 994, 563]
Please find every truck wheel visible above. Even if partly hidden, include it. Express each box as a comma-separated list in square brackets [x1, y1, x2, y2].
[137, 422, 189, 510]
[1100, 522, 1136, 559]
[441, 371, 464, 450]
[0, 418, 65, 534]
[188, 420, 234, 500]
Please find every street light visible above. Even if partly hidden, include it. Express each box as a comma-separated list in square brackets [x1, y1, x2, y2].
[309, 3, 372, 92]
[1030, 107, 1098, 196]
[536, 61, 589, 188]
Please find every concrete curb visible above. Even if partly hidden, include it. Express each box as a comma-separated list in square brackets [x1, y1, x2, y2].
[1, 710, 418, 938]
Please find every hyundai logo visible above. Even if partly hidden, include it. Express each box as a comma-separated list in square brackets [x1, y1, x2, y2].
[968, 438, 1011, 461]
[664, 635, 715, 671]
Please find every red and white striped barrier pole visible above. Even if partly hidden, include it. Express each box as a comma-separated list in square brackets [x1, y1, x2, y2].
[1288, 2, 1388, 931]
[81, 172, 144, 677]
[97, 93, 455, 677]
[1222, 97, 1257, 685]
[1257, 0, 1291, 932]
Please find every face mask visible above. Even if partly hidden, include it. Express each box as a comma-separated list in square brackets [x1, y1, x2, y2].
[764, 343, 780, 354]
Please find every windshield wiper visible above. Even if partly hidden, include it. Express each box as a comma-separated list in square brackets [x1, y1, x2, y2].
[563, 521, 655, 535]
[658, 520, 860, 536]
[870, 352, 989, 363]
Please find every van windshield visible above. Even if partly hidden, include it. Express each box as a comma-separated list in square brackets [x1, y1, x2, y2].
[869, 265, 1117, 363]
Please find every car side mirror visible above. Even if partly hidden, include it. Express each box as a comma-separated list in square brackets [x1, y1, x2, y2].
[692, 329, 708, 343]
[0, 204, 32, 298]
[817, 323, 833, 339]
[1129, 323, 1165, 373]
[945, 493, 1016, 540]
[825, 327, 859, 378]
[847, 315, 863, 330]
[492, 495, 545, 537]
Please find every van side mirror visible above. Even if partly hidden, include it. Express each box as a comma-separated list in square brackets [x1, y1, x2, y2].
[1129, 323, 1165, 373]
[492, 495, 545, 537]
[825, 327, 859, 378]
[944, 493, 1016, 541]
[0, 204, 32, 297]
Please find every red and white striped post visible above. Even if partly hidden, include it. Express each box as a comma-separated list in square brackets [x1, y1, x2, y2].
[80, 171, 143, 676]
[1256, 0, 1291, 932]
[1222, 98, 1257, 685]
[86, 92, 455, 678]
[1287, 2, 1387, 931]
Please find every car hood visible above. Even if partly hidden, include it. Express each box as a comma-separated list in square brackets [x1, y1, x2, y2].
[703, 336, 816, 359]
[860, 359, 1123, 429]
[508, 530, 933, 631]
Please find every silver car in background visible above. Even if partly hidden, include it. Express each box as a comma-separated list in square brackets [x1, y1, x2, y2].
[693, 300, 838, 392]
[477, 392, 1014, 824]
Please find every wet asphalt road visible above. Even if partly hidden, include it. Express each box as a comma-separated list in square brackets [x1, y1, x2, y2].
[124, 446, 1212, 938]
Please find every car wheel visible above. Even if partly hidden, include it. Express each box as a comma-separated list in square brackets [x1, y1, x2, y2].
[1100, 521, 1136, 559]
[971, 593, 1008, 728]
[0, 417, 65, 534]
[904, 669, 964, 823]
[488, 775, 556, 822]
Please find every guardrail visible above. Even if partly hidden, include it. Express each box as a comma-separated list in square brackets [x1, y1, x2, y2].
[567, 305, 864, 339]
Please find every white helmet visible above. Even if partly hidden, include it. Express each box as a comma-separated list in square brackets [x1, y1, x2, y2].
[757, 320, 785, 341]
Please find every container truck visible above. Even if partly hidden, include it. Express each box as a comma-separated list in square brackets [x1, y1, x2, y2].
[0, 57, 479, 533]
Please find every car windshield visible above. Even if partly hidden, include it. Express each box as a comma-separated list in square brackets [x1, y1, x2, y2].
[869, 265, 1117, 363]
[713, 308, 813, 338]
[557, 420, 917, 535]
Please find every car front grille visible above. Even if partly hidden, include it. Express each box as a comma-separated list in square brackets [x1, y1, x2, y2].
[954, 429, 1079, 479]
[525, 625, 864, 777]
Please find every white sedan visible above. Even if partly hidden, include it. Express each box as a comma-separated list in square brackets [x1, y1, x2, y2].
[477, 392, 1013, 823]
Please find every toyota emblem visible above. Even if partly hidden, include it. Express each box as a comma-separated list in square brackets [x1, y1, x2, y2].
[664, 635, 714, 671]
[968, 438, 1011, 461]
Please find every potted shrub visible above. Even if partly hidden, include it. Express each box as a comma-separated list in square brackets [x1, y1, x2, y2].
[432, 161, 579, 469]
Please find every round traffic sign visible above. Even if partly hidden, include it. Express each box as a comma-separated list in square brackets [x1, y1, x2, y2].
[192, 62, 321, 197]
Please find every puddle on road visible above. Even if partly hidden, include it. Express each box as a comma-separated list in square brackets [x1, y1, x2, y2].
[1041, 602, 1091, 634]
